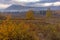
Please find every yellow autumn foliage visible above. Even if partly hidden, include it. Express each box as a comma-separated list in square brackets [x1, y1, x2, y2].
[46, 8, 52, 18]
[0, 10, 59, 40]
[26, 10, 34, 19]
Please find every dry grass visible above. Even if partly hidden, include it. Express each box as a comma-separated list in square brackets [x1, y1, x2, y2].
[0, 10, 60, 40]
[0, 17, 60, 40]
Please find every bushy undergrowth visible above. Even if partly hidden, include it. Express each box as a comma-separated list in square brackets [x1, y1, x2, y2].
[0, 19, 60, 40]
[0, 9, 60, 40]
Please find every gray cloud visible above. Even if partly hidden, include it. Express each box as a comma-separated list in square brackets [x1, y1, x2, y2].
[0, 0, 60, 9]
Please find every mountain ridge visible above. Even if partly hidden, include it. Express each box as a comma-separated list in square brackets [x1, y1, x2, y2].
[6, 4, 60, 11]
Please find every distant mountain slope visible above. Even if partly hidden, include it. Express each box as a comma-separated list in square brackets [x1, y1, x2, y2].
[6, 5, 31, 10]
[6, 4, 60, 11]
[6, 5, 48, 11]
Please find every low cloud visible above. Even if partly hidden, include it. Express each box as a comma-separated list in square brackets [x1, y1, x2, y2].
[0, 4, 11, 9]
[25, 2, 60, 7]
[12, 0, 40, 2]
[0, 0, 60, 9]
[53, 2, 60, 6]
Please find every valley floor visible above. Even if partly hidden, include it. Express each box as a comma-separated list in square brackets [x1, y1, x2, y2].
[0, 17, 60, 40]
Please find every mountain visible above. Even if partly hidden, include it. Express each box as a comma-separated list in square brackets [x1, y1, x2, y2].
[50, 6, 60, 10]
[5, 5, 48, 11]
[6, 5, 31, 10]
[5, 4, 60, 12]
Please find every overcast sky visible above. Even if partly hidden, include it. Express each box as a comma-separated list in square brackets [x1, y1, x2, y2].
[0, 0, 60, 9]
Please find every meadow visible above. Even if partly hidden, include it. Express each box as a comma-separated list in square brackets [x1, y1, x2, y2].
[0, 10, 60, 40]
